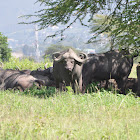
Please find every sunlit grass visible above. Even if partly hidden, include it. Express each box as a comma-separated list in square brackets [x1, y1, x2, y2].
[3, 57, 52, 70]
[0, 57, 139, 139]
[0, 90, 139, 139]
[129, 63, 137, 78]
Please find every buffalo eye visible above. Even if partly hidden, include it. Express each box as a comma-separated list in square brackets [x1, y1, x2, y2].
[71, 60, 74, 64]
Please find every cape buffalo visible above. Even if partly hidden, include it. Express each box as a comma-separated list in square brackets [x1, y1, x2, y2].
[52, 48, 87, 92]
[82, 50, 136, 94]
[30, 74, 55, 87]
[0, 69, 23, 82]
[30, 67, 55, 87]
[0, 69, 45, 91]
[30, 66, 54, 81]
[1, 73, 44, 91]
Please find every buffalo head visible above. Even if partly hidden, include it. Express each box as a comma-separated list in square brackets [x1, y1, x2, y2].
[52, 48, 87, 72]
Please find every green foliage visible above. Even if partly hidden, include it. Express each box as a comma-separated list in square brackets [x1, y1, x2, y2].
[23, 86, 56, 98]
[89, 1, 140, 55]
[135, 56, 140, 63]
[0, 32, 11, 62]
[90, 14, 111, 35]
[22, 0, 140, 55]
[3, 57, 52, 70]
[110, 1, 140, 54]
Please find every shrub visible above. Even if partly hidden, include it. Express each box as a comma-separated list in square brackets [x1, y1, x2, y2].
[0, 32, 11, 62]
[3, 57, 52, 70]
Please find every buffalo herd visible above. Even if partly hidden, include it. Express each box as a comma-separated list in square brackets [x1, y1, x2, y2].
[0, 48, 139, 96]
[0, 67, 54, 91]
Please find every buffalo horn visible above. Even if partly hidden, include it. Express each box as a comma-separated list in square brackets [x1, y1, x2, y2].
[52, 48, 87, 63]
[52, 52, 64, 62]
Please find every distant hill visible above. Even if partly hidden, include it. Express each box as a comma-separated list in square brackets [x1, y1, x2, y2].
[0, 0, 110, 57]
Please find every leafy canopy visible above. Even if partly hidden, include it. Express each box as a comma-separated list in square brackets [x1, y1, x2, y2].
[22, 0, 140, 55]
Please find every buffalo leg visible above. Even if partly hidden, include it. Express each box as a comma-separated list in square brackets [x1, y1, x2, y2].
[55, 79, 60, 89]
[116, 77, 128, 94]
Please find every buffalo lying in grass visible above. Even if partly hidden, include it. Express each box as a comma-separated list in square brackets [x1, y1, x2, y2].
[1, 73, 44, 91]
[30, 67, 55, 87]
[0, 68, 52, 91]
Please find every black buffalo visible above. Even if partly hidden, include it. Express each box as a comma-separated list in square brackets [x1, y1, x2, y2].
[0, 69, 44, 91]
[52, 48, 87, 92]
[82, 50, 136, 93]
[2, 73, 44, 91]
[30, 67, 55, 87]
[30, 66, 54, 81]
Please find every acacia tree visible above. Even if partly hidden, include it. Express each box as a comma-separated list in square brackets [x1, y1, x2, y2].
[22, 0, 140, 55]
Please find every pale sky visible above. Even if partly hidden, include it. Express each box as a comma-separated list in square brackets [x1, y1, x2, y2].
[0, 0, 39, 27]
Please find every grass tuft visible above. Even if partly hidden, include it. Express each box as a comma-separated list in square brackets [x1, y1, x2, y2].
[0, 89, 139, 139]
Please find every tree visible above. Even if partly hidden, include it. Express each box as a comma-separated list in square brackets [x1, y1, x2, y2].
[0, 32, 11, 62]
[22, 0, 140, 55]
[90, 14, 115, 50]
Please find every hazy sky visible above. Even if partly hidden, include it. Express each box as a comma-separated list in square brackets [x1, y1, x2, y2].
[0, 0, 39, 26]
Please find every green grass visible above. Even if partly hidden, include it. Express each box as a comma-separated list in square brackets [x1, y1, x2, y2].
[0, 57, 139, 139]
[3, 57, 52, 70]
[0, 89, 139, 140]
[129, 63, 137, 78]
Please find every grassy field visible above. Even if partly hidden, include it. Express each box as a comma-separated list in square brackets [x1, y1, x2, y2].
[0, 89, 140, 140]
[0, 58, 139, 139]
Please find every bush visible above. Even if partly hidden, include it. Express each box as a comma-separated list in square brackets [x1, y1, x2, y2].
[23, 86, 56, 98]
[0, 32, 11, 62]
[3, 57, 52, 70]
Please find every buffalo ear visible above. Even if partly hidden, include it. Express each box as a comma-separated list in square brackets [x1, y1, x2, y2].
[79, 53, 87, 60]
[52, 52, 61, 59]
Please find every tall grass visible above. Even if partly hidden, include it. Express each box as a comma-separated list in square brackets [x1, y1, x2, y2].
[3, 57, 52, 70]
[0, 57, 139, 139]
[0, 89, 139, 139]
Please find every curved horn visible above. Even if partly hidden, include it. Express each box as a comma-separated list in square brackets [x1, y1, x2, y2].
[53, 49, 87, 63]
[79, 52, 88, 60]
[52, 52, 64, 62]
[72, 53, 87, 63]
[63, 49, 87, 63]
